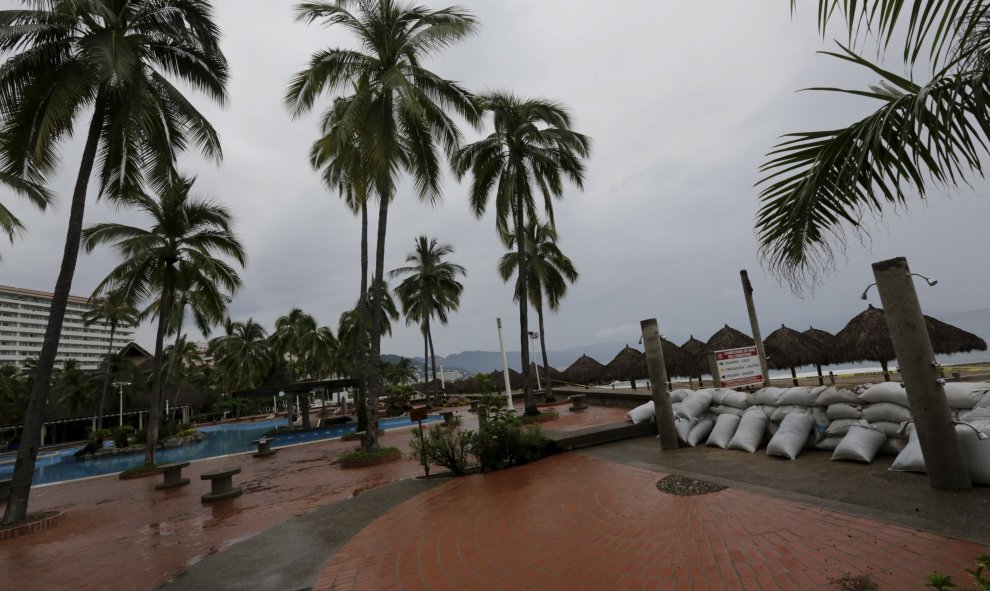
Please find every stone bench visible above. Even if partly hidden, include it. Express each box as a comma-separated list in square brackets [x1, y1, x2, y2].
[0, 478, 10, 502]
[154, 462, 190, 490]
[568, 394, 588, 411]
[200, 467, 242, 502]
[252, 437, 276, 458]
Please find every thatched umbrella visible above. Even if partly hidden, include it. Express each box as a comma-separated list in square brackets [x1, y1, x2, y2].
[561, 354, 605, 386]
[803, 326, 838, 386]
[486, 368, 525, 391]
[702, 325, 755, 387]
[680, 335, 708, 386]
[661, 338, 695, 381]
[924, 316, 988, 355]
[763, 325, 818, 386]
[602, 345, 648, 389]
[530, 362, 563, 388]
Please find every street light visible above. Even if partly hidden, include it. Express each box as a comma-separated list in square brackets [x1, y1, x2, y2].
[861, 273, 937, 300]
[528, 331, 541, 390]
[113, 381, 131, 427]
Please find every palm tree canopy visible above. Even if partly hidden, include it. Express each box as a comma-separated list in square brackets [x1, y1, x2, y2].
[498, 217, 578, 312]
[389, 235, 466, 327]
[83, 290, 140, 335]
[209, 318, 272, 391]
[0, 172, 52, 257]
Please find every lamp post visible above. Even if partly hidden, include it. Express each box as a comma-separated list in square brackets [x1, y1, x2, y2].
[528, 331, 541, 390]
[113, 381, 131, 427]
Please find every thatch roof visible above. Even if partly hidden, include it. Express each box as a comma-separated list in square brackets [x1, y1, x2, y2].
[680, 336, 705, 355]
[486, 368, 525, 390]
[602, 345, 648, 381]
[680, 335, 709, 377]
[704, 325, 754, 354]
[804, 326, 838, 365]
[561, 354, 605, 385]
[923, 315, 988, 355]
[529, 362, 562, 381]
[763, 325, 818, 369]
[661, 338, 695, 378]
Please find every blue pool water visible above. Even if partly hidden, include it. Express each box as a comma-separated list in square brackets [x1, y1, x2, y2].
[0, 415, 439, 486]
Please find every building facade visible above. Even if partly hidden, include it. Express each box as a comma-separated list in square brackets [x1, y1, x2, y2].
[0, 285, 135, 370]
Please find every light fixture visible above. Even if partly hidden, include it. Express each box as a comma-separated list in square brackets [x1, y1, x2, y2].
[859, 273, 938, 300]
[954, 421, 989, 440]
[860, 283, 876, 300]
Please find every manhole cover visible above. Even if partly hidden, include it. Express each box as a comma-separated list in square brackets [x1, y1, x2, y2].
[656, 475, 726, 496]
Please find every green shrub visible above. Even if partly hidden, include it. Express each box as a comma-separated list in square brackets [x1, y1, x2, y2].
[411, 424, 476, 475]
[133, 429, 147, 445]
[927, 555, 990, 590]
[177, 428, 198, 438]
[473, 407, 545, 472]
[112, 425, 134, 448]
[339, 446, 400, 463]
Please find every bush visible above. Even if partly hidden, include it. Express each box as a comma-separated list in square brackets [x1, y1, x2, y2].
[339, 446, 400, 463]
[112, 425, 134, 448]
[474, 407, 545, 471]
[927, 555, 990, 590]
[411, 424, 476, 475]
[478, 391, 507, 410]
[384, 385, 414, 416]
[133, 429, 147, 445]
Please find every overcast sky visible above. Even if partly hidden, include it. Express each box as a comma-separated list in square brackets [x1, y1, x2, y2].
[4, 1, 990, 360]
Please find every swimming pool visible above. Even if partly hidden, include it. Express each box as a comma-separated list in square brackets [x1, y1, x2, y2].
[0, 415, 440, 486]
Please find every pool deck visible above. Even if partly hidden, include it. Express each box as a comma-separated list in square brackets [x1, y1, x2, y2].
[2, 402, 989, 590]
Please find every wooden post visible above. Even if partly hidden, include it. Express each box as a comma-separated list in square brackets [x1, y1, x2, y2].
[640, 319, 678, 450]
[872, 257, 970, 490]
[740, 270, 770, 387]
[708, 352, 721, 388]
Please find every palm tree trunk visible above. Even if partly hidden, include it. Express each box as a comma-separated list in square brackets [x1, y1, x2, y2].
[364, 193, 389, 451]
[536, 302, 554, 402]
[356, 200, 369, 432]
[790, 366, 799, 387]
[145, 268, 174, 466]
[96, 322, 117, 431]
[2, 101, 106, 526]
[515, 193, 536, 415]
[422, 327, 430, 408]
[881, 359, 891, 382]
[427, 319, 438, 409]
[816, 363, 825, 386]
[168, 308, 185, 422]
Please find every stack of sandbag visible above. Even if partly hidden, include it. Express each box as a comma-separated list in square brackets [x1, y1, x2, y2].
[737, 386, 835, 458]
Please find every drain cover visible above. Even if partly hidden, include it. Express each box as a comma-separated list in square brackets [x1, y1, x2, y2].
[656, 475, 726, 496]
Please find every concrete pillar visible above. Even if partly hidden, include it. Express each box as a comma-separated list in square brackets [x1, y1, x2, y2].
[708, 352, 721, 388]
[873, 257, 970, 490]
[301, 396, 311, 430]
[641, 319, 679, 450]
[182, 406, 190, 424]
[40, 425, 46, 446]
[740, 270, 770, 387]
[138, 412, 143, 431]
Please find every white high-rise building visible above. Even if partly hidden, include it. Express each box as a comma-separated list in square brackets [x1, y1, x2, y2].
[0, 284, 135, 370]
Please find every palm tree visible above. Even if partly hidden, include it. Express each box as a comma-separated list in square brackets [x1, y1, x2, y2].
[498, 218, 578, 402]
[758, 1, 990, 289]
[83, 290, 139, 430]
[286, 0, 480, 450]
[0, 174, 52, 260]
[272, 308, 316, 381]
[82, 176, 245, 467]
[389, 236, 466, 408]
[452, 92, 591, 415]
[0, 1, 228, 525]
[209, 319, 273, 393]
[163, 335, 201, 416]
[297, 324, 337, 381]
[52, 360, 97, 417]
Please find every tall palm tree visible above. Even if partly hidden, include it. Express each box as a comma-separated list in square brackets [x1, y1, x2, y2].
[498, 218, 578, 402]
[83, 290, 139, 430]
[452, 92, 591, 415]
[209, 319, 272, 393]
[0, 174, 52, 260]
[759, 1, 990, 289]
[389, 236, 466, 407]
[163, 335, 201, 415]
[82, 176, 245, 466]
[0, 0, 228, 525]
[286, 0, 480, 450]
[52, 359, 97, 417]
[272, 308, 317, 381]
[297, 324, 337, 381]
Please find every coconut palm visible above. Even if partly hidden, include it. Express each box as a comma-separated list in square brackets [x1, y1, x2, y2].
[0, 174, 52, 260]
[0, 0, 228, 525]
[209, 318, 273, 393]
[272, 308, 315, 381]
[52, 359, 98, 417]
[759, 1, 990, 289]
[0, 365, 28, 426]
[452, 92, 591, 415]
[82, 176, 245, 466]
[83, 290, 139, 430]
[286, 0, 480, 450]
[163, 335, 201, 414]
[389, 236, 466, 408]
[498, 218, 578, 402]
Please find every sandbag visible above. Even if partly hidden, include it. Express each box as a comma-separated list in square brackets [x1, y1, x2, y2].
[815, 387, 861, 406]
[669, 389, 692, 403]
[826, 418, 861, 437]
[879, 438, 907, 456]
[754, 387, 787, 406]
[687, 417, 715, 447]
[827, 403, 862, 420]
[890, 431, 925, 472]
[862, 402, 912, 424]
[676, 390, 713, 420]
[675, 418, 696, 444]
[766, 410, 814, 460]
[717, 389, 752, 409]
[961, 407, 990, 424]
[831, 425, 886, 463]
[778, 386, 821, 407]
[753, 405, 775, 419]
[711, 405, 744, 417]
[626, 401, 655, 424]
[727, 409, 769, 453]
[815, 436, 844, 451]
[860, 382, 908, 406]
[770, 405, 803, 423]
[871, 421, 906, 439]
[766, 421, 778, 437]
[706, 414, 741, 449]
[957, 422, 990, 485]
[943, 383, 990, 409]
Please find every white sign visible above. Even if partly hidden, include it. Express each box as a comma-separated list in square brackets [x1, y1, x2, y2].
[714, 346, 763, 388]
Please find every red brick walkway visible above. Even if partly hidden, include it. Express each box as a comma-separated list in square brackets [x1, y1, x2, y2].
[314, 454, 988, 591]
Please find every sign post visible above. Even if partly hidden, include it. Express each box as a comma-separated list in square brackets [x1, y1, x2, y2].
[713, 346, 764, 388]
[410, 406, 429, 477]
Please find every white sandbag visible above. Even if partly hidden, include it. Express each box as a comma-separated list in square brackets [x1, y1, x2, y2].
[626, 401, 655, 424]
[766, 410, 815, 460]
[957, 422, 990, 485]
[754, 387, 787, 406]
[961, 407, 990, 424]
[860, 382, 909, 406]
[727, 409, 769, 453]
[675, 418, 696, 444]
[766, 421, 779, 436]
[770, 405, 803, 423]
[709, 388, 729, 405]
[871, 421, 906, 439]
[826, 418, 861, 437]
[717, 389, 752, 409]
[977, 393, 990, 410]
[879, 438, 907, 456]
[710, 405, 744, 417]
[687, 417, 715, 447]
[669, 389, 692, 403]
[943, 383, 990, 409]
[862, 402, 912, 424]
[706, 414, 741, 449]
[810, 407, 829, 438]
[778, 387, 821, 407]
[803, 431, 820, 449]
[815, 387, 861, 406]
[753, 405, 775, 419]
[890, 431, 925, 472]
[815, 436, 844, 451]
[676, 390, 713, 420]
[831, 425, 886, 463]
[827, 403, 862, 420]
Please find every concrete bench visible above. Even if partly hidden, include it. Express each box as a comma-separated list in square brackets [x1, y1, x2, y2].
[568, 394, 588, 411]
[154, 462, 190, 490]
[0, 478, 10, 502]
[252, 437, 276, 458]
[200, 467, 242, 502]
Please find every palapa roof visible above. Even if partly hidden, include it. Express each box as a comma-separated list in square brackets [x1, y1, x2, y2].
[661, 338, 695, 378]
[680, 336, 706, 355]
[529, 362, 563, 380]
[763, 324, 818, 369]
[803, 326, 838, 365]
[601, 345, 648, 381]
[561, 354, 605, 385]
[704, 325, 754, 354]
[924, 316, 987, 355]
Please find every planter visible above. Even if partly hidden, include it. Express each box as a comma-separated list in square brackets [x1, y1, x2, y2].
[0, 510, 65, 542]
[339, 448, 402, 469]
[520, 411, 559, 425]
